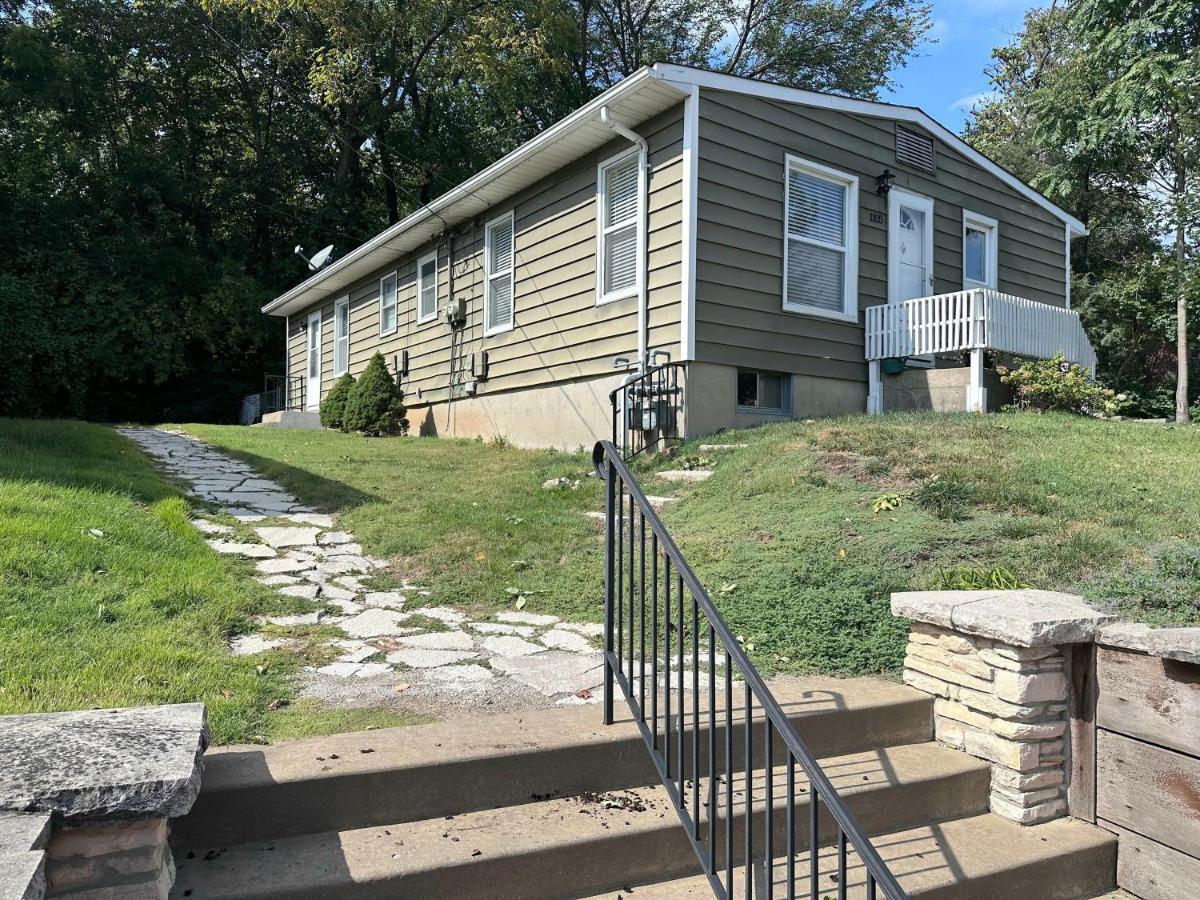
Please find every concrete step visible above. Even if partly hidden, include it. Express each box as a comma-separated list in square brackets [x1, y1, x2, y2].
[172, 678, 931, 847]
[171, 741, 984, 900]
[656, 469, 713, 483]
[582, 814, 1116, 899]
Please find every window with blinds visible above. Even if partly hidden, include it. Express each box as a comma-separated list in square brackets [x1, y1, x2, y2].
[485, 213, 514, 334]
[597, 150, 642, 304]
[417, 252, 438, 323]
[333, 297, 350, 376]
[783, 156, 858, 319]
[379, 272, 398, 336]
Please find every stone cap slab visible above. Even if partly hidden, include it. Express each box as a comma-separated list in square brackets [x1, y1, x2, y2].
[0, 703, 207, 821]
[892, 590, 1115, 647]
[1098, 622, 1200, 665]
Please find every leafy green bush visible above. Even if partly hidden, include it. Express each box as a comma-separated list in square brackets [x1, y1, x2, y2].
[998, 354, 1122, 416]
[320, 373, 356, 430]
[343, 353, 407, 436]
[914, 475, 974, 521]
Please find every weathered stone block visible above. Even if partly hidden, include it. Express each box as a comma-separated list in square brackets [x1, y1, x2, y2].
[934, 699, 991, 731]
[991, 766, 1064, 792]
[910, 622, 978, 655]
[903, 653, 993, 694]
[993, 669, 1068, 705]
[991, 719, 1066, 741]
[0, 705, 207, 821]
[47, 820, 165, 861]
[902, 669, 955, 700]
[990, 793, 1066, 825]
[978, 649, 1043, 673]
[934, 718, 967, 750]
[990, 783, 1063, 808]
[962, 729, 1041, 772]
[907, 643, 993, 680]
[893, 589, 1114, 647]
[956, 686, 1045, 722]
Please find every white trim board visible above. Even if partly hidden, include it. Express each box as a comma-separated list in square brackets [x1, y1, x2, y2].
[676, 83, 699, 362]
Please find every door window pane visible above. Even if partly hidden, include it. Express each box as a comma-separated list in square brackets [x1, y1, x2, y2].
[964, 226, 987, 284]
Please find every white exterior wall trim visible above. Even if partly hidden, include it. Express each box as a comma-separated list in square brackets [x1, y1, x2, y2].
[672, 81, 700, 362]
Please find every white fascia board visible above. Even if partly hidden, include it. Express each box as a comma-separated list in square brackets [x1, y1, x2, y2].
[650, 64, 1087, 239]
[265, 67, 689, 317]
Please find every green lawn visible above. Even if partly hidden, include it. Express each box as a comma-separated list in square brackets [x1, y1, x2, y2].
[7, 414, 1190, 741]
[190, 414, 1200, 680]
[656, 413, 1200, 675]
[181, 425, 607, 622]
[0, 419, 417, 743]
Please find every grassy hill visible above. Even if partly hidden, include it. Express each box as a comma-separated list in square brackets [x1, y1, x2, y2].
[191, 413, 1200, 680]
[0, 419, 416, 743]
[649, 413, 1200, 675]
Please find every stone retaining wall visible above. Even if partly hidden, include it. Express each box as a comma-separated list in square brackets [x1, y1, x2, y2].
[892, 589, 1114, 826]
[0, 704, 207, 899]
[903, 621, 1070, 823]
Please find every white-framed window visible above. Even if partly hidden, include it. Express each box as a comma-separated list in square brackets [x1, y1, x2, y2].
[736, 369, 790, 412]
[783, 155, 859, 321]
[485, 212, 515, 335]
[417, 251, 438, 324]
[596, 148, 643, 305]
[333, 296, 350, 376]
[379, 271, 398, 336]
[962, 210, 998, 290]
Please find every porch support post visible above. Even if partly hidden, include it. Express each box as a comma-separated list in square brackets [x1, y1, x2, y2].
[968, 348, 987, 413]
[867, 360, 883, 415]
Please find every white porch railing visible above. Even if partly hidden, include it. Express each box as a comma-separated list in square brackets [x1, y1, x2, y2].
[864, 289, 1097, 414]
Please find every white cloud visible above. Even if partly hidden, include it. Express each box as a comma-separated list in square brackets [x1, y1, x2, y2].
[951, 90, 1000, 112]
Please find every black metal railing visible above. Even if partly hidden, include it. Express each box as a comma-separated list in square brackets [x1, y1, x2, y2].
[239, 374, 305, 425]
[610, 363, 683, 459]
[594, 439, 907, 900]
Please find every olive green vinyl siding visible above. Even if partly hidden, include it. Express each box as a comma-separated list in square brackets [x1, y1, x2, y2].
[694, 88, 1068, 381]
[288, 105, 684, 408]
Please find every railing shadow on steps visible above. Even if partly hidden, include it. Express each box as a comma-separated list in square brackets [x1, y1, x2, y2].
[593, 439, 907, 900]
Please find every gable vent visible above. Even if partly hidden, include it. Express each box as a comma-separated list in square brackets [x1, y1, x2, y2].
[896, 125, 936, 174]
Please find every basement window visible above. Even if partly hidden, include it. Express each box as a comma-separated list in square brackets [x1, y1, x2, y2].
[737, 369, 789, 412]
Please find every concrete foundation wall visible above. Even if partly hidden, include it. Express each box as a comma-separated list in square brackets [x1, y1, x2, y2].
[883, 367, 1008, 413]
[412, 371, 630, 450]
[682, 362, 865, 437]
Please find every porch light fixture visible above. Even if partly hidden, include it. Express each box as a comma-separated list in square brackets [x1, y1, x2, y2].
[875, 168, 896, 196]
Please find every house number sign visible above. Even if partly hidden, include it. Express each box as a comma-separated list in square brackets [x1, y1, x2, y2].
[869, 211, 886, 226]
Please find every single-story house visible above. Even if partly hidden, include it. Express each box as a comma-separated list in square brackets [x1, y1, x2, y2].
[261, 64, 1096, 448]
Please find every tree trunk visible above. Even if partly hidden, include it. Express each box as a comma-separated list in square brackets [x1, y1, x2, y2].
[1176, 164, 1190, 424]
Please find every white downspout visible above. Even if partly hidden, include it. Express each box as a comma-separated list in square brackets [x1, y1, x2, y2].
[600, 106, 649, 372]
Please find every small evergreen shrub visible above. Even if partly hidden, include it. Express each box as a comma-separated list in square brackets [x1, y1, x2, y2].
[343, 353, 407, 436]
[320, 373, 356, 430]
[998, 354, 1122, 417]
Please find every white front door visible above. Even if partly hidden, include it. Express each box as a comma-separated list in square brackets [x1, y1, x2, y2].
[306, 312, 322, 410]
[888, 189, 935, 365]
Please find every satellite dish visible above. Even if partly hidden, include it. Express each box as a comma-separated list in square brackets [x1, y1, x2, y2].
[294, 244, 335, 272]
[308, 244, 334, 271]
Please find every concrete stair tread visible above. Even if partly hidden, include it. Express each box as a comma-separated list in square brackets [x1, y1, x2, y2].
[173, 677, 932, 847]
[171, 741, 981, 900]
[580, 813, 1117, 899]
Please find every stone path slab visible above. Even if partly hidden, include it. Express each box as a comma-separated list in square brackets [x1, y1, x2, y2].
[118, 427, 615, 714]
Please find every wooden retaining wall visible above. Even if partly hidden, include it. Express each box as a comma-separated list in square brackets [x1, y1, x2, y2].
[1070, 645, 1200, 900]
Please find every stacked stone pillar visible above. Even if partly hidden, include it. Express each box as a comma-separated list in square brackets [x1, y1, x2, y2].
[891, 590, 1114, 825]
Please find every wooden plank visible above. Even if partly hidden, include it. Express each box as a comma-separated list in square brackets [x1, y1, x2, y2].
[1096, 729, 1200, 853]
[1098, 818, 1200, 900]
[1096, 646, 1200, 756]
[1069, 643, 1098, 822]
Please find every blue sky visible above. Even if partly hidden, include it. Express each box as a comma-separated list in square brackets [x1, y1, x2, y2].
[884, 0, 1040, 134]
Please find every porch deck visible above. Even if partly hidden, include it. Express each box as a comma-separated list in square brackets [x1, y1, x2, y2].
[864, 288, 1097, 414]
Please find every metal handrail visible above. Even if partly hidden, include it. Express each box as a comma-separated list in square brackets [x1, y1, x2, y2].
[594, 439, 906, 899]
[610, 363, 683, 460]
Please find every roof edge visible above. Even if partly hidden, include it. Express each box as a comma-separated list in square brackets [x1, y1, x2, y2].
[262, 67, 683, 315]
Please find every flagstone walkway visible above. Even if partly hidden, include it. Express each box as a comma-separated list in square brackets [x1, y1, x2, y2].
[118, 427, 610, 716]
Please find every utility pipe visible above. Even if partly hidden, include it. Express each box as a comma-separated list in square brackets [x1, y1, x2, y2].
[600, 106, 649, 372]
